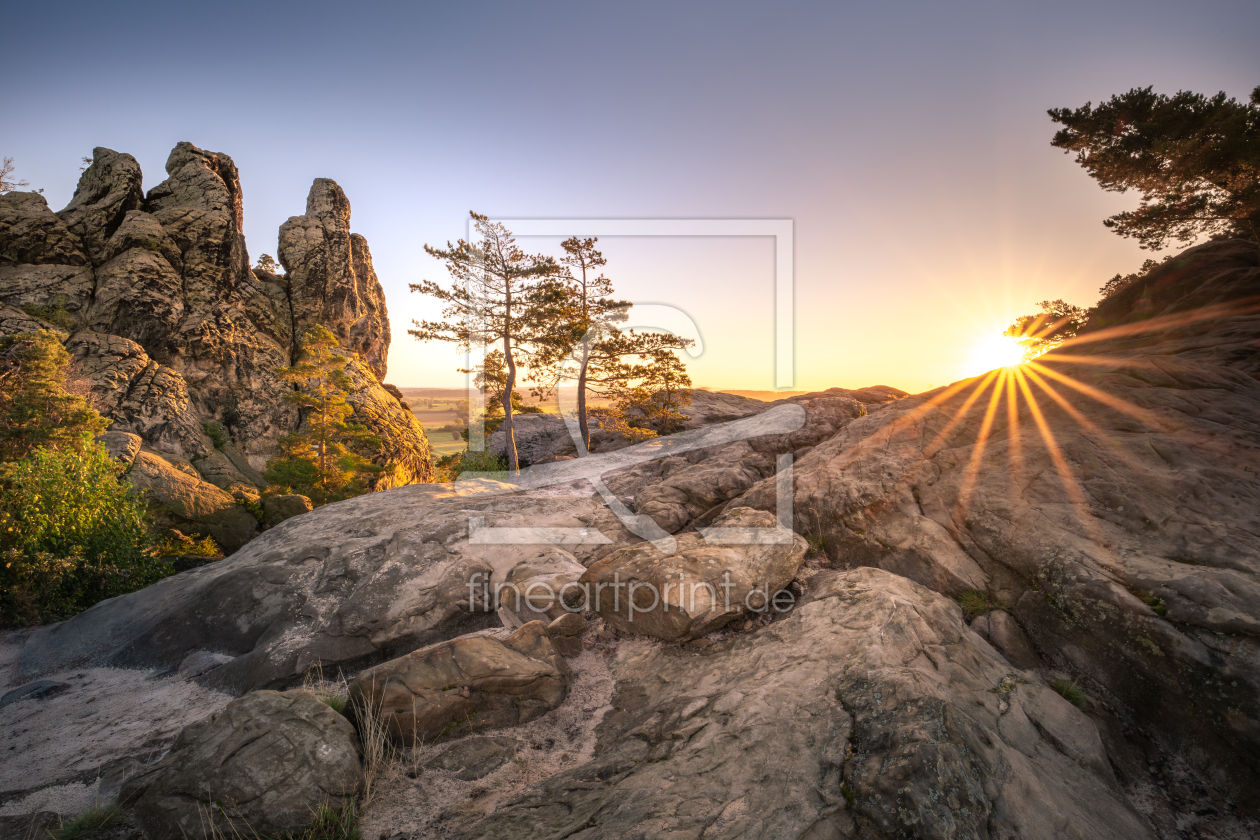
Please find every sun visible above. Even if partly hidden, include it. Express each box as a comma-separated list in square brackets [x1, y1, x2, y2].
[963, 333, 1025, 377]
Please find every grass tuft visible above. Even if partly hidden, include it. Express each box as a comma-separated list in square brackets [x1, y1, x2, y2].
[50, 802, 123, 839]
[956, 590, 994, 620]
[1051, 677, 1090, 709]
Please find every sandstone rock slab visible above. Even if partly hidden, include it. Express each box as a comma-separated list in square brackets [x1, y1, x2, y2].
[579, 506, 806, 640]
[349, 621, 568, 744]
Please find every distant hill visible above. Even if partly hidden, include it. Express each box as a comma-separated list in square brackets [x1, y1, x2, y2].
[718, 390, 811, 401]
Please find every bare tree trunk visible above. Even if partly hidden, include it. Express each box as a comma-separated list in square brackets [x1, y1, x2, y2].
[577, 341, 590, 455]
[502, 332, 519, 473]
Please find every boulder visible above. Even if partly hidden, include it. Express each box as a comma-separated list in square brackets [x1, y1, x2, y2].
[462, 568, 1152, 840]
[487, 413, 577, 466]
[496, 547, 588, 625]
[262, 492, 313, 527]
[122, 689, 361, 840]
[736, 238, 1260, 807]
[349, 621, 568, 744]
[129, 450, 259, 552]
[97, 430, 142, 469]
[579, 507, 807, 641]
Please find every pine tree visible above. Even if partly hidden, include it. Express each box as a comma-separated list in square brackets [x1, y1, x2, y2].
[264, 325, 382, 505]
[410, 213, 561, 472]
[0, 330, 108, 463]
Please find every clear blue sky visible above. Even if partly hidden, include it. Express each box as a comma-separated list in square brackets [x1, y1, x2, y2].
[4, 1, 1257, 392]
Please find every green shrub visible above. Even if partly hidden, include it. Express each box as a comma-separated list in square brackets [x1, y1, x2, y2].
[1052, 677, 1090, 709]
[203, 419, 231, 449]
[0, 438, 170, 627]
[456, 448, 508, 476]
[155, 532, 222, 558]
[956, 590, 994, 620]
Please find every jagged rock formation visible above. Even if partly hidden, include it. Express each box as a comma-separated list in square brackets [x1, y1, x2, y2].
[0, 143, 434, 549]
[737, 238, 1260, 810]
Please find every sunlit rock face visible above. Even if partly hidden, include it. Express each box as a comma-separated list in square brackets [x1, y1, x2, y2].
[0, 142, 434, 534]
[737, 238, 1260, 809]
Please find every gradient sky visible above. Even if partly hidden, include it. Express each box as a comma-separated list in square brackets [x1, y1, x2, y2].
[4, 1, 1257, 393]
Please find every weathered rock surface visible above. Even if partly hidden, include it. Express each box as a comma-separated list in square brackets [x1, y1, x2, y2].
[122, 689, 362, 840]
[580, 507, 807, 640]
[0, 191, 88, 267]
[97, 430, 142, 469]
[349, 621, 568, 744]
[488, 414, 578, 466]
[129, 450, 260, 552]
[262, 492, 314, 527]
[462, 568, 1151, 840]
[427, 736, 523, 781]
[0, 679, 70, 709]
[13, 483, 635, 693]
[737, 238, 1260, 808]
[279, 178, 391, 379]
[55, 147, 145, 265]
[496, 547, 588, 626]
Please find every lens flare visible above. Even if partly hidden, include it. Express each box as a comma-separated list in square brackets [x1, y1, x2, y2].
[963, 333, 1024, 377]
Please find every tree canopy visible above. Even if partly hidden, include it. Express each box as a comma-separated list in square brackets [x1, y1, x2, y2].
[0, 330, 108, 463]
[1004, 299, 1089, 360]
[1049, 85, 1260, 249]
[264, 325, 382, 505]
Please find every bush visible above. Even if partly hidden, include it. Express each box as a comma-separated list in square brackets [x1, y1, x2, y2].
[0, 438, 170, 627]
[1052, 677, 1090, 709]
[956, 590, 994, 620]
[456, 448, 508, 476]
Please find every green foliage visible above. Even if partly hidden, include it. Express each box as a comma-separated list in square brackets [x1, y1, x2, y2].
[455, 448, 508, 476]
[264, 326, 384, 506]
[237, 495, 265, 522]
[1098, 255, 1175, 301]
[255, 253, 283, 276]
[805, 530, 829, 556]
[0, 439, 169, 628]
[319, 694, 349, 716]
[155, 532, 221, 558]
[50, 802, 124, 839]
[19, 302, 76, 330]
[204, 419, 231, 449]
[1049, 84, 1260, 249]
[1051, 677, 1090, 709]
[840, 784, 855, 805]
[1135, 589, 1168, 617]
[0, 330, 108, 462]
[1003, 299, 1090, 360]
[957, 590, 995, 620]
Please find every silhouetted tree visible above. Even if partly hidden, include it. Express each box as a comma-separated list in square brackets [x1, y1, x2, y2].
[1050, 85, 1260, 249]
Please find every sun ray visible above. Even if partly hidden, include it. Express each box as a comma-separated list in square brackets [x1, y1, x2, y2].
[952, 369, 1009, 524]
[920, 370, 1001, 460]
[1026, 360, 1170, 431]
[1019, 365, 1158, 498]
[1006, 364, 1024, 491]
[1054, 297, 1260, 350]
[1011, 367, 1106, 543]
